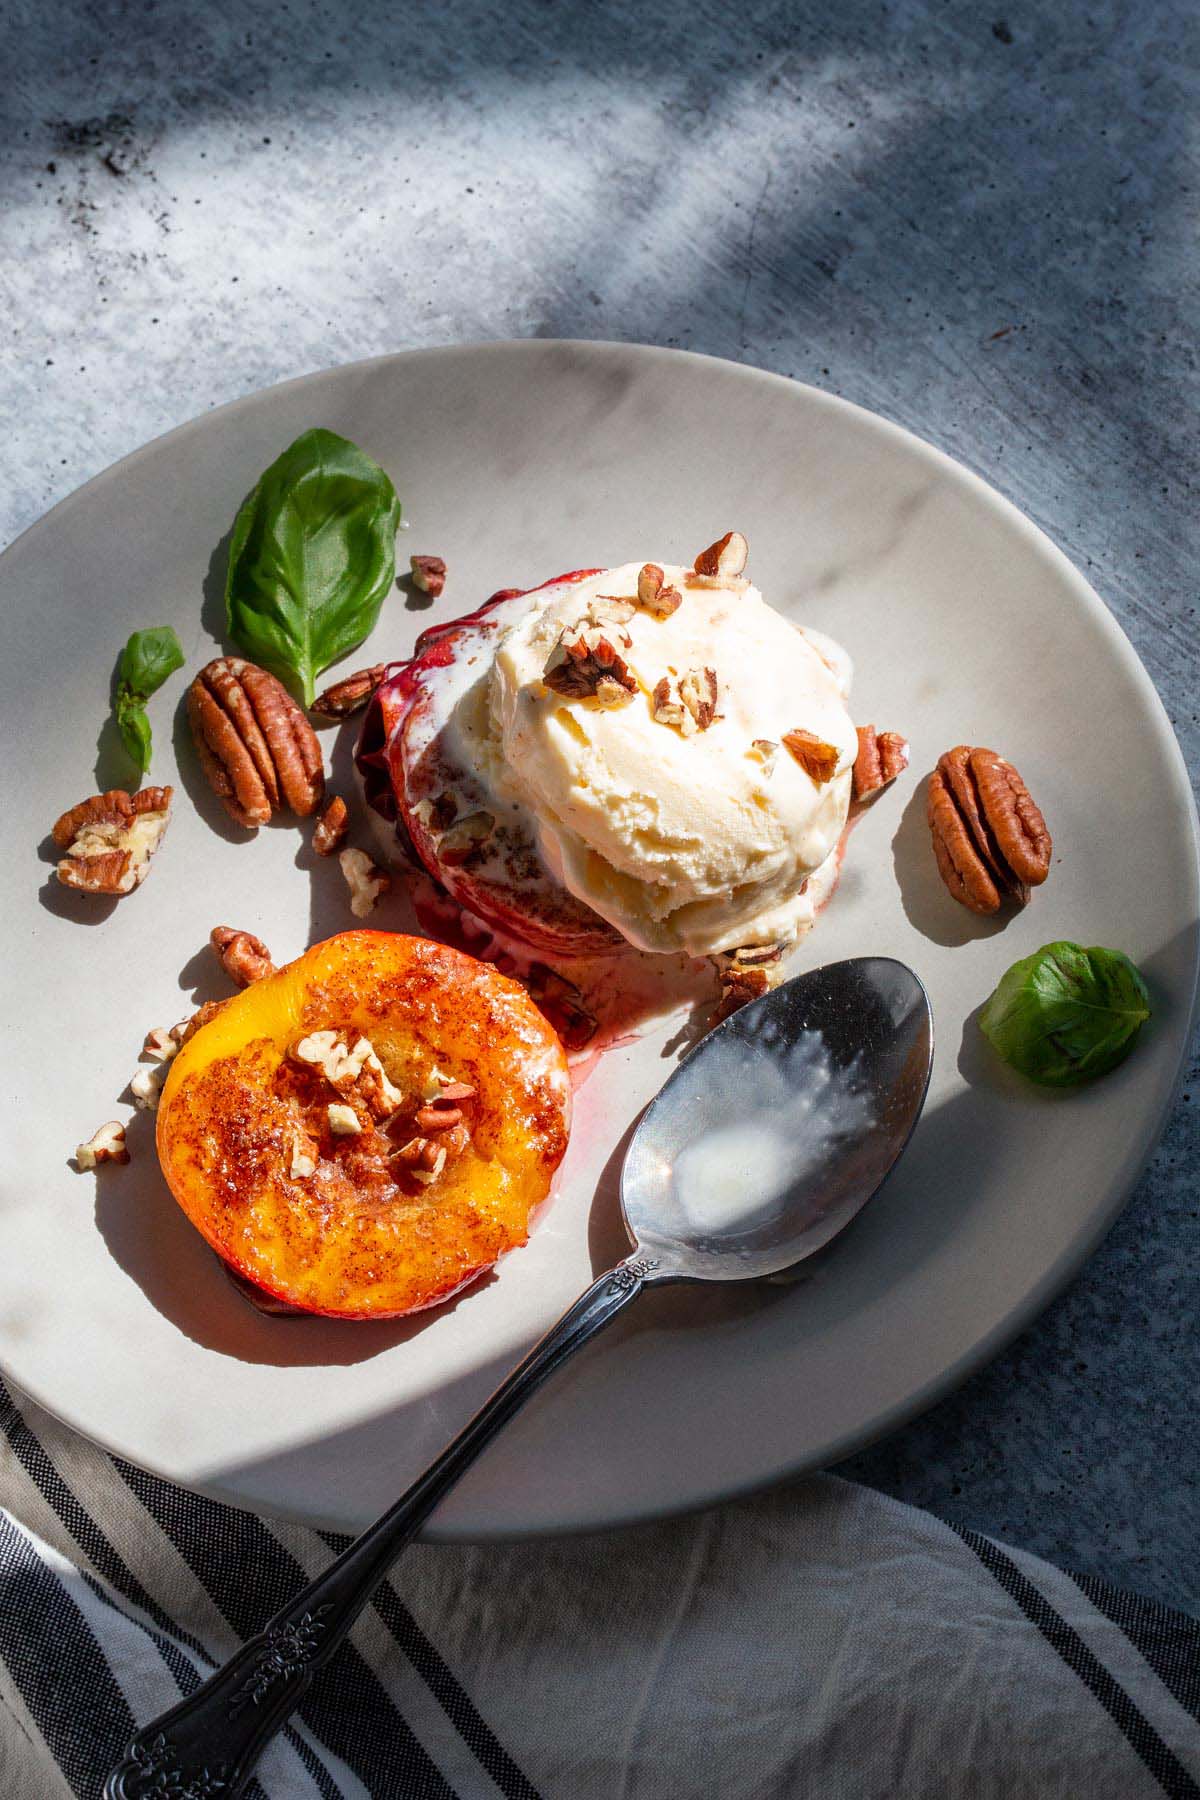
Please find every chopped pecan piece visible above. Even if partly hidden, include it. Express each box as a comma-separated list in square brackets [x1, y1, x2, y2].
[783, 730, 840, 784]
[636, 563, 683, 619]
[410, 554, 447, 597]
[142, 1023, 187, 1063]
[180, 998, 230, 1044]
[75, 1121, 129, 1170]
[689, 531, 750, 590]
[312, 795, 350, 856]
[543, 613, 638, 703]
[927, 745, 1050, 914]
[311, 664, 389, 720]
[712, 942, 785, 1021]
[392, 1136, 447, 1183]
[750, 738, 778, 777]
[437, 810, 495, 867]
[679, 667, 718, 731]
[210, 925, 276, 987]
[654, 668, 718, 735]
[327, 1102, 362, 1136]
[53, 786, 173, 895]
[292, 1030, 404, 1119]
[339, 846, 391, 917]
[853, 726, 910, 801]
[187, 658, 324, 829]
[525, 963, 598, 1051]
[130, 1064, 167, 1112]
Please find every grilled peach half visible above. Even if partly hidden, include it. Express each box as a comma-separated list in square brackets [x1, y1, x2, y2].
[156, 931, 571, 1319]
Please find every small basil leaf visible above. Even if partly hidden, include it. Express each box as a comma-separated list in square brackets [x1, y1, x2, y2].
[116, 695, 153, 771]
[114, 625, 184, 772]
[979, 941, 1151, 1087]
[224, 428, 402, 706]
[120, 625, 185, 700]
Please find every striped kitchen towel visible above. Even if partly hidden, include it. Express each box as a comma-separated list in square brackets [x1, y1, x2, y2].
[1, 1375, 1198, 1800]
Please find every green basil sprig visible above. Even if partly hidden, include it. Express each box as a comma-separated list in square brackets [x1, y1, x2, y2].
[979, 941, 1151, 1087]
[225, 428, 402, 706]
[114, 625, 185, 771]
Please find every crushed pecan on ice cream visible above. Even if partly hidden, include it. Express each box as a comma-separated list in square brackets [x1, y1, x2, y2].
[481, 545, 860, 955]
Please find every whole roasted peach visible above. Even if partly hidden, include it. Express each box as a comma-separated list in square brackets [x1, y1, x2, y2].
[157, 931, 571, 1319]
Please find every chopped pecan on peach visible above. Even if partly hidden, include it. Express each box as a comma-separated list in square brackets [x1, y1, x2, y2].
[53, 786, 173, 895]
[312, 795, 350, 856]
[782, 730, 840, 784]
[927, 744, 1051, 915]
[187, 657, 324, 829]
[852, 726, 910, 801]
[211, 925, 276, 988]
[311, 664, 390, 721]
[391, 1136, 447, 1183]
[410, 555, 447, 598]
[339, 846, 392, 917]
[75, 1121, 129, 1170]
[688, 531, 750, 590]
[291, 1030, 404, 1120]
[543, 613, 638, 705]
[636, 563, 683, 619]
[525, 963, 598, 1051]
[326, 1102, 363, 1137]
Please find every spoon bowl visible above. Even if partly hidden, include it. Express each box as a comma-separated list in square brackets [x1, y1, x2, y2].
[622, 956, 933, 1283]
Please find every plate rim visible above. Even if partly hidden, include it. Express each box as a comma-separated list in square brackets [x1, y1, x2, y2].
[3, 338, 1198, 1539]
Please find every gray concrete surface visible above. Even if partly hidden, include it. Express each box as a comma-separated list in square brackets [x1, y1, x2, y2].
[2, 0, 1197, 1608]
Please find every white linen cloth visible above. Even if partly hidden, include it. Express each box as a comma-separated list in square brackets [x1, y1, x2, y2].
[1, 1376, 1197, 1800]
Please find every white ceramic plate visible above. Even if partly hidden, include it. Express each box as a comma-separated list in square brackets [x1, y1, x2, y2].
[2, 342, 1196, 1537]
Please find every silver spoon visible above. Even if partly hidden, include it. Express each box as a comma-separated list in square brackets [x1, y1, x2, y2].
[106, 955, 932, 1800]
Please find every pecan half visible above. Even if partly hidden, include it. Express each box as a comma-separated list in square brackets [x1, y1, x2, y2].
[211, 925, 276, 987]
[410, 555, 447, 597]
[689, 531, 750, 590]
[187, 658, 324, 829]
[852, 726, 910, 801]
[636, 563, 683, 619]
[927, 744, 1051, 914]
[312, 795, 349, 856]
[53, 786, 173, 895]
[783, 730, 840, 784]
[311, 664, 389, 720]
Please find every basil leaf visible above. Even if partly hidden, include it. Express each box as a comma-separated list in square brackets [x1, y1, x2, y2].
[979, 941, 1151, 1087]
[115, 694, 153, 769]
[224, 428, 401, 706]
[114, 625, 184, 772]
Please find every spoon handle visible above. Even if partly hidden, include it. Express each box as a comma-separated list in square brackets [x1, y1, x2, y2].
[104, 1256, 657, 1800]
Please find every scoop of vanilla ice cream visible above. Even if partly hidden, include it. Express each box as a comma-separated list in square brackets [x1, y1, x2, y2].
[485, 563, 858, 957]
